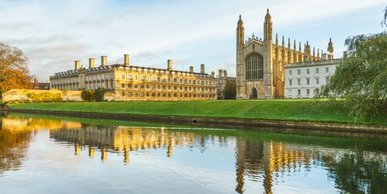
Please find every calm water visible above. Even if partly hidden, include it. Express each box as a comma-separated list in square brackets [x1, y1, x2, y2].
[0, 114, 386, 194]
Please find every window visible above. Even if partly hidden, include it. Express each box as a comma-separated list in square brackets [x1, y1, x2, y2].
[306, 89, 310, 96]
[289, 79, 292, 86]
[316, 68, 319, 74]
[306, 78, 310, 85]
[297, 69, 301, 75]
[325, 67, 329, 73]
[315, 77, 319, 85]
[128, 92, 132, 97]
[297, 78, 301, 85]
[121, 83, 125, 88]
[289, 70, 292, 75]
[326, 76, 330, 84]
[306, 69, 310, 74]
[297, 89, 301, 95]
[121, 91, 125, 97]
[245, 54, 264, 80]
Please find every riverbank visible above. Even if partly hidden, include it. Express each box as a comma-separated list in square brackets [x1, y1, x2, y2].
[8, 100, 387, 133]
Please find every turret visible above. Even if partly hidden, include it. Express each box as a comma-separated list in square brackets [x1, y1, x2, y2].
[298, 42, 302, 62]
[237, 15, 245, 47]
[287, 38, 292, 63]
[264, 9, 272, 41]
[293, 40, 297, 62]
[189, 66, 194, 73]
[327, 38, 334, 60]
[200, 64, 205, 74]
[263, 8, 274, 98]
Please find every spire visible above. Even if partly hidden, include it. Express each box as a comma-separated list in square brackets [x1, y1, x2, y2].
[293, 39, 297, 62]
[238, 14, 243, 26]
[237, 15, 245, 46]
[288, 37, 292, 63]
[265, 8, 272, 21]
[282, 35, 285, 47]
[264, 8, 272, 41]
[275, 33, 278, 46]
[317, 48, 320, 59]
[328, 37, 334, 53]
[299, 41, 302, 62]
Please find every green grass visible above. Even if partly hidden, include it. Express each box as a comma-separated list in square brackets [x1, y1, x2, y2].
[9, 99, 387, 126]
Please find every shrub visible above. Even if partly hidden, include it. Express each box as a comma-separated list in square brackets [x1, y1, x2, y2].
[27, 92, 62, 102]
[81, 88, 106, 102]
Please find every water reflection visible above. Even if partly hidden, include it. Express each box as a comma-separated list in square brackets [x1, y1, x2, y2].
[0, 115, 386, 194]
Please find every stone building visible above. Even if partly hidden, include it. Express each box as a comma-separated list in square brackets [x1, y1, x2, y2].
[236, 9, 334, 99]
[50, 54, 217, 101]
[216, 69, 236, 99]
[285, 58, 340, 98]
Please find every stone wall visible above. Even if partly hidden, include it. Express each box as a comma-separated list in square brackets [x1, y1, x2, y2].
[2, 89, 83, 102]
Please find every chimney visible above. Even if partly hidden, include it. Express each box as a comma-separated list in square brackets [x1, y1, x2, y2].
[101, 56, 107, 66]
[167, 59, 172, 71]
[89, 58, 95, 69]
[189, 66, 194, 73]
[211, 71, 215, 78]
[218, 69, 223, 78]
[75, 60, 81, 70]
[124, 54, 130, 66]
[223, 70, 227, 78]
[200, 64, 205, 74]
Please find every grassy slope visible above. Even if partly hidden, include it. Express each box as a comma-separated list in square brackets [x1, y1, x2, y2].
[9, 99, 387, 126]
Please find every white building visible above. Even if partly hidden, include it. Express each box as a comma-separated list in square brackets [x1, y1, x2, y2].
[285, 59, 340, 98]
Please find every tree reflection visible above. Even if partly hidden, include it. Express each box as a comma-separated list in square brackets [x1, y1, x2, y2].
[324, 152, 387, 194]
[0, 118, 32, 174]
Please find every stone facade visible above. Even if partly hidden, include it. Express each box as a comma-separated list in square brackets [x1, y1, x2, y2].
[50, 55, 217, 101]
[285, 59, 340, 98]
[2, 89, 83, 102]
[236, 9, 334, 99]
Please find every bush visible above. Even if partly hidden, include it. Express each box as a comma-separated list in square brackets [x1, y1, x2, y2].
[27, 92, 62, 102]
[81, 90, 95, 102]
[81, 88, 106, 102]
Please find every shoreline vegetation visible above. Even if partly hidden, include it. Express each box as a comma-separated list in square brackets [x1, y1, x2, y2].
[8, 99, 387, 128]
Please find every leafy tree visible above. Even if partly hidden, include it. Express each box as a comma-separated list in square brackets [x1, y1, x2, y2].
[94, 88, 106, 102]
[322, 7, 387, 119]
[0, 43, 31, 93]
[224, 80, 236, 99]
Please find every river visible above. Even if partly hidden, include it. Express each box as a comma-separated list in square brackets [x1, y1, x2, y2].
[0, 114, 386, 194]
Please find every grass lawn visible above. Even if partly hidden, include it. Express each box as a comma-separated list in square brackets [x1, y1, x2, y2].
[9, 99, 387, 126]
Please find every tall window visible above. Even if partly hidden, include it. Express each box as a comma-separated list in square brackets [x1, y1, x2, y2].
[246, 54, 263, 80]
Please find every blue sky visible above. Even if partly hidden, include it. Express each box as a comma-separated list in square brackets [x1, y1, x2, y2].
[0, 0, 386, 81]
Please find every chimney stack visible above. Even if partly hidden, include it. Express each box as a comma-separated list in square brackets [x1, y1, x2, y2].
[124, 54, 130, 66]
[101, 56, 107, 66]
[167, 59, 172, 71]
[189, 66, 194, 73]
[218, 69, 223, 78]
[89, 58, 95, 69]
[75, 60, 81, 70]
[211, 71, 215, 78]
[200, 64, 205, 74]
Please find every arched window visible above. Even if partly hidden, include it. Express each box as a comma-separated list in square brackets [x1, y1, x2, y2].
[245, 54, 263, 80]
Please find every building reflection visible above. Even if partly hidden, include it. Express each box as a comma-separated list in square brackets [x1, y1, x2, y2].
[235, 139, 314, 194]
[48, 125, 220, 163]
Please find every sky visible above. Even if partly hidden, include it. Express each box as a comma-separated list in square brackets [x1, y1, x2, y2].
[0, 0, 386, 81]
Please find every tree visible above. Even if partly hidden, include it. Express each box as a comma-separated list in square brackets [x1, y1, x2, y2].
[0, 43, 31, 94]
[322, 7, 387, 119]
[224, 80, 236, 99]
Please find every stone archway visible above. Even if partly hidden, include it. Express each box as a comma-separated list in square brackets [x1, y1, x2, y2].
[251, 88, 258, 99]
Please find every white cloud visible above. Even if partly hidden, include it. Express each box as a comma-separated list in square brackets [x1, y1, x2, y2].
[0, 0, 385, 80]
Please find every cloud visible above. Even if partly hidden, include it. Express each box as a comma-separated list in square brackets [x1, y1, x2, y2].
[0, 0, 385, 80]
